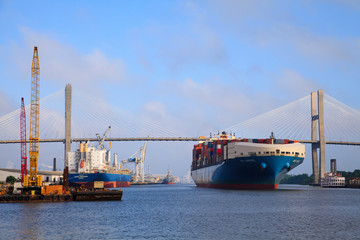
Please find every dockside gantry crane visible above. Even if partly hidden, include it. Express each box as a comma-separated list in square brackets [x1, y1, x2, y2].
[23, 46, 42, 187]
[122, 141, 148, 183]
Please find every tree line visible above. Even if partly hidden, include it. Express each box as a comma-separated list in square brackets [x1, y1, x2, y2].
[280, 169, 360, 185]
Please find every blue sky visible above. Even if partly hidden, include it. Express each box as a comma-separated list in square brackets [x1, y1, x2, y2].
[1, 0, 360, 177]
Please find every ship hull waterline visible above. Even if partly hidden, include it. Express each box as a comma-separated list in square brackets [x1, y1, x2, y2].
[191, 155, 304, 190]
[69, 172, 131, 188]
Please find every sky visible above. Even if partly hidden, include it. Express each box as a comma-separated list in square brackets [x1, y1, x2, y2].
[0, 0, 360, 177]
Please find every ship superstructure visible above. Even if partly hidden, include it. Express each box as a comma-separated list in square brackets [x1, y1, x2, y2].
[321, 159, 345, 188]
[321, 172, 345, 188]
[191, 132, 305, 190]
[67, 142, 131, 188]
[67, 127, 131, 188]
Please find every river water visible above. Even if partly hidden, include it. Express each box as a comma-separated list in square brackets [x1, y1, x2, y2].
[0, 184, 359, 240]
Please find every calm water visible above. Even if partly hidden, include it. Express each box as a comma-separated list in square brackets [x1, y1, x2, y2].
[0, 184, 359, 240]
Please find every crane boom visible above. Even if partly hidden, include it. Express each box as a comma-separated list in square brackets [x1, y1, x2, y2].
[141, 141, 148, 163]
[20, 97, 27, 183]
[122, 141, 148, 183]
[25, 46, 42, 187]
[97, 126, 111, 150]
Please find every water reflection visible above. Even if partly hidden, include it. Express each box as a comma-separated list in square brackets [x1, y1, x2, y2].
[0, 185, 359, 239]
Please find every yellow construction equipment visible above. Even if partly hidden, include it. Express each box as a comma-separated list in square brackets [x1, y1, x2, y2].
[25, 46, 42, 187]
[41, 185, 63, 196]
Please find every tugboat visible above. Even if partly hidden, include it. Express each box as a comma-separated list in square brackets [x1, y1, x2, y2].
[162, 169, 175, 184]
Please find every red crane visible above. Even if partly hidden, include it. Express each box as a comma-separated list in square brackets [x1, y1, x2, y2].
[20, 97, 27, 183]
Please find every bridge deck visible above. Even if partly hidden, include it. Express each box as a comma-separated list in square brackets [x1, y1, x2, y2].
[0, 138, 359, 145]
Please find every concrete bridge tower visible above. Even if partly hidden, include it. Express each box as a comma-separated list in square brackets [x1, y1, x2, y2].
[65, 84, 72, 167]
[311, 90, 325, 185]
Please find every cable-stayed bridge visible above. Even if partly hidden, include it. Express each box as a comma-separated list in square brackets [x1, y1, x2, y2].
[224, 93, 360, 144]
[225, 89, 360, 184]
[1, 87, 359, 144]
[0, 85, 360, 183]
[0, 87, 189, 142]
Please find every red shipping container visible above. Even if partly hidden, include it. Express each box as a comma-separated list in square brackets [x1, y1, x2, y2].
[203, 145, 207, 158]
[217, 141, 222, 155]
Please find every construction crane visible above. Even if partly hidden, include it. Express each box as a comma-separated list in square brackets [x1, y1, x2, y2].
[24, 46, 42, 187]
[20, 97, 27, 183]
[122, 141, 148, 183]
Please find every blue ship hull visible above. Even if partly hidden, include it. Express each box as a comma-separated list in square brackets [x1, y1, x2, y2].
[191, 155, 304, 189]
[69, 172, 131, 188]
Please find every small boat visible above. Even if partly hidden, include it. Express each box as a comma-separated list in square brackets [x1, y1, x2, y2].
[321, 172, 345, 188]
[162, 169, 175, 184]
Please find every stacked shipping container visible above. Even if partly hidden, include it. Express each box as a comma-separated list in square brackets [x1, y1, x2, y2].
[192, 138, 298, 170]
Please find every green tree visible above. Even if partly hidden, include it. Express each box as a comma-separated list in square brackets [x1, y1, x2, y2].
[338, 170, 360, 184]
[6, 176, 17, 184]
[281, 170, 360, 185]
[280, 174, 313, 185]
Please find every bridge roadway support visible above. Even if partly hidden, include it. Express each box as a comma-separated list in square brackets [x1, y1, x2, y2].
[65, 84, 72, 167]
[311, 90, 326, 185]
[318, 90, 326, 183]
[311, 92, 319, 185]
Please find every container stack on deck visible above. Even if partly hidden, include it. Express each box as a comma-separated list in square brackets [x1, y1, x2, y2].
[192, 137, 298, 170]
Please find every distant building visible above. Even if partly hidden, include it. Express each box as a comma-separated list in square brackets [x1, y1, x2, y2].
[0, 168, 62, 183]
[0, 169, 20, 182]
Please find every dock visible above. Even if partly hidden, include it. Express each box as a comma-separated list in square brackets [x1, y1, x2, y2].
[0, 189, 123, 203]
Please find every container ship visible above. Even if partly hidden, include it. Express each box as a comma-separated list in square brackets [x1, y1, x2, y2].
[191, 132, 305, 190]
[67, 142, 131, 188]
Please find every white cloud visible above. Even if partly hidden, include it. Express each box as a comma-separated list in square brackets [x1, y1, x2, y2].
[207, 0, 276, 23]
[143, 101, 168, 120]
[179, 77, 254, 113]
[255, 24, 359, 64]
[0, 89, 15, 116]
[160, 77, 282, 131]
[6, 161, 15, 169]
[203, 1, 360, 66]
[140, 101, 189, 136]
[40, 163, 53, 170]
[129, 4, 227, 72]
[10, 27, 127, 91]
[159, 24, 227, 71]
[334, 0, 360, 10]
[275, 69, 319, 98]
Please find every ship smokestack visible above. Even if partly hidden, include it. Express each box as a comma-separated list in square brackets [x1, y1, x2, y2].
[53, 158, 56, 171]
[330, 159, 337, 174]
[113, 154, 118, 168]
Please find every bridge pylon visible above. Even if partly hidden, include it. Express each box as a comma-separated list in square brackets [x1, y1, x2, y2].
[311, 90, 325, 185]
[65, 84, 72, 167]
